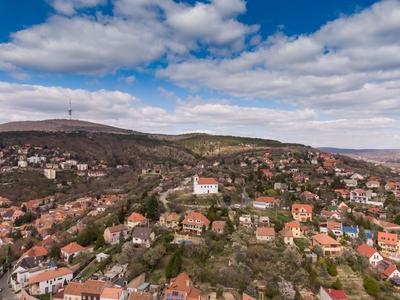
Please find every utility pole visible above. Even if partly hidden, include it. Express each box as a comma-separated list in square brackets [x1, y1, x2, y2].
[68, 98, 72, 120]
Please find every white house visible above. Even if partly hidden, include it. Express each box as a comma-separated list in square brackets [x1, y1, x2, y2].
[350, 189, 383, 207]
[351, 173, 364, 180]
[28, 267, 73, 295]
[256, 227, 275, 242]
[253, 196, 277, 210]
[77, 163, 88, 171]
[44, 168, 56, 180]
[319, 287, 348, 300]
[193, 175, 218, 195]
[18, 160, 28, 168]
[357, 244, 383, 267]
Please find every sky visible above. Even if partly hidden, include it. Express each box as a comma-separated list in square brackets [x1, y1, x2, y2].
[0, 0, 399, 149]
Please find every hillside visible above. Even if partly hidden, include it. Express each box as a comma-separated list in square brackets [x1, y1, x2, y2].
[0, 119, 136, 134]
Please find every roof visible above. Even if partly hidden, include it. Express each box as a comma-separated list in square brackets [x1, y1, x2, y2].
[132, 227, 152, 239]
[242, 293, 257, 300]
[255, 196, 276, 203]
[29, 267, 73, 284]
[101, 287, 123, 299]
[280, 227, 293, 238]
[357, 244, 377, 258]
[64, 282, 84, 296]
[256, 227, 275, 237]
[285, 220, 301, 229]
[61, 242, 85, 254]
[378, 232, 398, 246]
[128, 291, 153, 300]
[211, 220, 226, 232]
[82, 280, 107, 295]
[106, 224, 128, 233]
[312, 233, 340, 246]
[321, 287, 348, 300]
[326, 221, 342, 231]
[343, 226, 358, 234]
[291, 203, 313, 214]
[182, 211, 210, 227]
[18, 256, 44, 269]
[197, 177, 218, 185]
[23, 245, 49, 258]
[168, 272, 200, 300]
[383, 263, 398, 278]
[128, 212, 146, 223]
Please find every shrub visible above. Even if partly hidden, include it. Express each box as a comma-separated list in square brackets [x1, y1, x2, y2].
[363, 276, 380, 297]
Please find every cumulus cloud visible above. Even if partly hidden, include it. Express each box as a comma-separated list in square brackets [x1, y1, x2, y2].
[159, 0, 400, 119]
[0, 0, 256, 75]
[1, 81, 399, 148]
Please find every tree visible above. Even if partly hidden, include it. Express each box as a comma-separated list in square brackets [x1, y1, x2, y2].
[144, 196, 159, 221]
[49, 246, 61, 259]
[95, 234, 105, 250]
[326, 259, 337, 276]
[363, 276, 380, 297]
[332, 278, 342, 290]
[165, 249, 183, 278]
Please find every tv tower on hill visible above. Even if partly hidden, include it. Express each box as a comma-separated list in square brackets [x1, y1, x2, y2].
[68, 98, 72, 120]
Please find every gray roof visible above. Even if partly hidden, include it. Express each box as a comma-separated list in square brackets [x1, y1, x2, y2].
[132, 227, 152, 239]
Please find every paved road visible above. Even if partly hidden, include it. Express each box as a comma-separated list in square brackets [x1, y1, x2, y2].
[0, 270, 18, 300]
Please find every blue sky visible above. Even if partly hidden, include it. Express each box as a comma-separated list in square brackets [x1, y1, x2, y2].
[0, 0, 399, 148]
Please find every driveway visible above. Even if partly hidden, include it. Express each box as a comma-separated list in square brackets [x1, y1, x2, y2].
[0, 270, 18, 300]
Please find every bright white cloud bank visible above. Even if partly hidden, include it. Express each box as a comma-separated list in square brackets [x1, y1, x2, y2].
[0, 0, 400, 148]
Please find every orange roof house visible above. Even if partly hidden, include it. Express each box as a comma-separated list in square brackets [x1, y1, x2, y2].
[29, 267, 73, 296]
[291, 204, 313, 222]
[357, 244, 383, 266]
[182, 211, 210, 235]
[378, 232, 399, 256]
[61, 242, 88, 262]
[21, 245, 49, 259]
[127, 212, 147, 229]
[101, 287, 124, 299]
[284, 220, 302, 238]
[312, 233, 342, 256]
[211, 220, 226, 234]
[256, 227, 275, 242]
[164, 272, 201, 300]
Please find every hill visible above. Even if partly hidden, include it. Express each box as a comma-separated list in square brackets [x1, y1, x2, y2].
[0, 119, 136, 134]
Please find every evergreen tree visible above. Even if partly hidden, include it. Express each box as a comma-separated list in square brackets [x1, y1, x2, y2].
[165, 249, 183, 278]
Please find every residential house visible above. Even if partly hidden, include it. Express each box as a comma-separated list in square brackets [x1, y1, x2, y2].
[351, 173, 364, 180]
[163, 272, 201, 300]
[300, 191, 319, 202]
[274, 183, 288, 191]
[343, 226, 359, 239]
[242, 293, 257, 300]
[385, 181, 400, 191]
[132, 227, 155, 248]
[29, 267, 73, 296]
[211, 221, 226, 234]
[252, 196, 278, 210]
[159, 212, 180, 229]
[128, 292, 152, 300]
[320, 209, 341, 221]
[379, 261, 400, 280]
[44, 168, 56, 180]
[239, 215, 252, 228]
[104, 225, 130, 245]
[334, 189, 349, 199]
[357, 244, 383, 267]
[319, 287, 348, 300]
[100, 287, 125, 300]
[319, 221, 343, 237]
[350, 189, 383, 207]
[291, 204, 313, 222]
[377, 232, 399, 257]
[260, 169, 273, 179]
[255, 227, 275, 242]
[127, 213, 147, 229]
[280, 227, 294, 246]
[61, 242, 88, 262]
[284, 220, 302, 238]
[182, 211, 210, 235]
[366, 180, 380, 189]
[193, 175, 218, 195]
[64, 281, 84, 300]
[365, 230, 374, 247]
[343, 179, 357, 188]
[312, 233, 342, 256]
[82, 280, 108, 300]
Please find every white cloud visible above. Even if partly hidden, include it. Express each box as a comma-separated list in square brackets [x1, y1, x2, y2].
[0, 0, 257, 75]
[1, 81, 399, 148]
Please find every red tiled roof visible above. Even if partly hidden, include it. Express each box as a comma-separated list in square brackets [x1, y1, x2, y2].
[383, 263, 398, 278]
[168, 272, 200, 300]
[61, 242, 85, 254]
[64, 282, 84, 296]
[197, 177, 218, 185]
[285, 220, 300, 229]
[357, 244, 377, 258]
[128, 291, 153, 300]
[211, 221, 226, 232]
[242, 293, 257, 300]
[256, 227, 275, 236]
[29, 267, 72, 284]
[378, 232, 398, 246]
[101, 287, 123, 299]
[291, 204, 313, 214]
[128, 212, 146, 223]
[255, 196, 276, 203]
[23, 245, 49, 258]
[321, 287, 348, 300]
[312, 233, 340, 246]
[182, 211, 210, 227]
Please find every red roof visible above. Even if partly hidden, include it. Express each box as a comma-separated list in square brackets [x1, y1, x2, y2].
[29, 267, 72, 284]
[321, 287, 348, 300]
[357, 244, 377, 258]
[23, 245, 49, 258]
[197, 177, 218, 185]
[285, 220, 301, 229]
[61, 242, 85, 254]
[291, 204, 313, 214]
[383, 263, 398, 278]
[128, 212, 146, 223]
[378, 232, 398, 246]
[167, 272, 200, 300]
[256, 227, 275, 237]
[255, 196, 276, 204]
[312, 233, 340, 246]
[182, 211, 210, 227]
